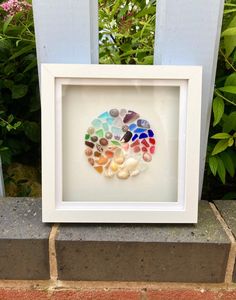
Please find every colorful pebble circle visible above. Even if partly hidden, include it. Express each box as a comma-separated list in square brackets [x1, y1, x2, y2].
[84, 109, 157, 179]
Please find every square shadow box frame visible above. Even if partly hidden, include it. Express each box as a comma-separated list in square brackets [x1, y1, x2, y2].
[41, 64, 202, 223]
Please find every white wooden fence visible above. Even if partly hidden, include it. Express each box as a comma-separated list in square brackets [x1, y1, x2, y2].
[32, 0, 224, 198]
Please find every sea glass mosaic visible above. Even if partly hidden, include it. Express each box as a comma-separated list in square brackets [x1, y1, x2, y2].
[84, 109, 156, 179]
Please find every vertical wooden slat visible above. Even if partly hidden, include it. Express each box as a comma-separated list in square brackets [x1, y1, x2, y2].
[32, 0, 99, 79]
[154, 0, 224, 197]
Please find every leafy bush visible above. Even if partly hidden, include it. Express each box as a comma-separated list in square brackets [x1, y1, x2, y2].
[0, 0, 235, 199]
[204, 1, 236, 199]
[99, 0, 156, 64]
[0, 0, 40, 166]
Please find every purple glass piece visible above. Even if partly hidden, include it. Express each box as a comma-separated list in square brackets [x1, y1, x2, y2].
[123, 110, 140, 124]
[139, 133, 148, 139]
[121, 131, 132, 143]
[148, 129, 154, 137]
[132, 134, 138, 141]
[137, 119, 150, 129]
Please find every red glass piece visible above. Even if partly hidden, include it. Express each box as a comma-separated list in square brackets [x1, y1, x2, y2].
[142, 147, 147, 152]
[149, 138, 156, 145]
[141, 139, 149, 148]
[131, 140, 140, 147]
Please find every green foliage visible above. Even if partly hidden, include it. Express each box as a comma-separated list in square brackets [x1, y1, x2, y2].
[99, 0, 156, 64]
[0, 3, 40, 166]
[205, 0, 236, 198]
[0, 0, 235, 199]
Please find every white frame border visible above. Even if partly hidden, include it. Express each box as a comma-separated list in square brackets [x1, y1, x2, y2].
[41, 64, 202, 223]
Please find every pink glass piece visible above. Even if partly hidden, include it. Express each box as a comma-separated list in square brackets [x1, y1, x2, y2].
[150, 146, 155, 154]
[134, 146, 141, 153]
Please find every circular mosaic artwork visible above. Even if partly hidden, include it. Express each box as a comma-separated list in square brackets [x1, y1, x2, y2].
[84, 109, 156, 179]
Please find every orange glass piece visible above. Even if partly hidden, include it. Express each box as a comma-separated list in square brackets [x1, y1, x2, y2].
[94, 166, 103, 174]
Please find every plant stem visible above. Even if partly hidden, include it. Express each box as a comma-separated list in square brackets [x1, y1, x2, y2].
[215, 89, 236, 106]
[220, 48, 236, 72]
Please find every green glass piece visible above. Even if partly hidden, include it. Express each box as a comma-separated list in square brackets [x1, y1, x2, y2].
[96, 129, 104, 138]
[111, 140, 121, 146]
[103, 122, 109, 131]
[85, 134, 90, 140]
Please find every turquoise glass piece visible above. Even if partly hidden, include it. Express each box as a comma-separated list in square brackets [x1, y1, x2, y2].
[134, 128, 147, 134]
[102, 122, 109, 131]
[92, 119, 102, 129]
[129, 123, 136, 131]
[98, 111, 109, 119]
[106, 118, 114, 125]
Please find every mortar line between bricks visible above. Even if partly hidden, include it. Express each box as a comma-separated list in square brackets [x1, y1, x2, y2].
[0, 280, 236, 291]
[210, 202, 236, 285]
[49, 223, 60, 282]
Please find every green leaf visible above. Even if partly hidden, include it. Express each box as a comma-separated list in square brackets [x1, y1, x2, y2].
[9, 45, 34, 61]
[225, 72, 236, 86]
[4, 63, 16, 76]
[3, 16, 13, 34]
[7, 114, 14, 123]
[0, 39, 11, 51]
[222, 27, 236, 37]
[211, 133, 231, 139]
[224, 9, 236, 14]
[217, 157, 226, 184]
[0, 148, 11, 165]
[136, 6, 156, 18]
[3, 79, 14, 89]
[220, 152, 235, 177]
[213, 96, 225, 126]
[223, 111, 236, 132]
[23, 121, 40, 143]
[110, 0, 122, 18]
[12, 85, 28, 99]
[23, 59, 37, 73]
[228, 137, 234, 146]
[218, 86, 236, 94]
[13, 121, 21, 129]
[209, 156, 218, 176]
[222, 192, 236, 200]
[212, 139, 229, 155]
[224, 16, 236, 57]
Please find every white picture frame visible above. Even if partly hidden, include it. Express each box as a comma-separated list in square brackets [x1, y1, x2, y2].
[41, 64, 202, 223]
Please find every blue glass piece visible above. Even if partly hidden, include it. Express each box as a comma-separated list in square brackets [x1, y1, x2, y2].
[134, 128, 147, 133]
[98, 111, 109, 119]
[139, 133, 148, 139]
[106, 117, 114, 125]
[129, 123, 136, 131]
[148, 129, 154, 137]
[132, 134, 138, 141]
